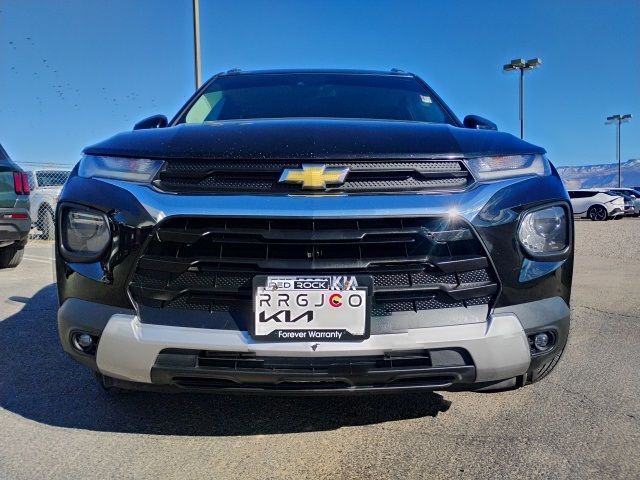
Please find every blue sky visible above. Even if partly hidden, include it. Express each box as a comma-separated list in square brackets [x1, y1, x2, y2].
[1, 0, 638, 168]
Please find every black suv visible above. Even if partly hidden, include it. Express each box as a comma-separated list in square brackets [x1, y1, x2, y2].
[0, 144, 30, 268]
[56, 70, 573, 394]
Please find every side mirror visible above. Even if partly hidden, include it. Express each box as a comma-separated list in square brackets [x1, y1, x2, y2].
[463, 115, 497, 131]
[133, 114, 168, 130]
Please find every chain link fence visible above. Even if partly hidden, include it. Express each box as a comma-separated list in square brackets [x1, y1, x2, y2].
[18, 162, 74, 240]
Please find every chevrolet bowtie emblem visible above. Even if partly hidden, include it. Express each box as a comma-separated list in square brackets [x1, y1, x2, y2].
[278, 164, 350, 190]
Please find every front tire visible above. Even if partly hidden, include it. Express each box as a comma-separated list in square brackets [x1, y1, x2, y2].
[0, 244, 24, 268]
[527, 345, 566, 384]
[587, 205, 608, 221]
[93, 372, 132, 394]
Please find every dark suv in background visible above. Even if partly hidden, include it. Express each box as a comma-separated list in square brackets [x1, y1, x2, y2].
[0, 144, 30, 268]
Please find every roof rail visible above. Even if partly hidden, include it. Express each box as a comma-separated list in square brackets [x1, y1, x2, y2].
[225, 68, 242, 74]
[390, 68, 407, 73]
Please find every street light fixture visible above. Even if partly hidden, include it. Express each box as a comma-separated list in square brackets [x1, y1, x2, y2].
[503, 58, 542, 139]
[606, 114, 633, 187]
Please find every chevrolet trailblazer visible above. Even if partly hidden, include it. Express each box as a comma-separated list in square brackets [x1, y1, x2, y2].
[56, 69, 573, 394]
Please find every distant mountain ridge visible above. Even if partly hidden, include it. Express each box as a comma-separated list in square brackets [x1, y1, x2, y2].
[556, 159, 640, 189]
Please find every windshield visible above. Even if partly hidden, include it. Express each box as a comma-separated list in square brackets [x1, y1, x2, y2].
[179, 73, 455, 124]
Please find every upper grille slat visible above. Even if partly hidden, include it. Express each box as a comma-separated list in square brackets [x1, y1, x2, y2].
[138, 254, 437, 272]
[156, 225, 475, 245]
[158, 230, 419, 245]
[155, 159, 473, 194]
[432, 256, 488, 273]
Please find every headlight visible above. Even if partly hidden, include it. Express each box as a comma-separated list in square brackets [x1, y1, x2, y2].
[78, 155, 164, 182]
[518, 206, 568, 256]
[465, 154, 550, 181]
[60, 206, 111, 261]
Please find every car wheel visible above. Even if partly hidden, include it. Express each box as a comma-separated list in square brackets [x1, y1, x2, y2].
[38, 208, 55, 240]
[93, 372, 133, 394]
[527, 345, 565, 384]
[587, 205, 608, 221]
[0, 244, 25, 269]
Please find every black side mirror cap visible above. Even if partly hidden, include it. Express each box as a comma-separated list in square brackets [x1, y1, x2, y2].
[463, 115, 497, 131]
[134, 114, 168, 130]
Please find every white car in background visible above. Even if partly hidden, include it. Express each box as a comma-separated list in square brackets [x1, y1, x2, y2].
[567, 189, 625, 221]
[26, 169, 70, 239]
[608, 188, 640, 217]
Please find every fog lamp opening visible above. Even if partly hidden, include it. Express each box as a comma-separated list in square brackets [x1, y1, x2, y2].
[527, 331, 556, 354]
[71, 332, 99, 355]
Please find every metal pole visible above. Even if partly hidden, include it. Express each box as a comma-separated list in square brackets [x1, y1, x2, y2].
[519, 68, 524, 139]
[617, 119, 621, 187]
[193, 0, 202, 90]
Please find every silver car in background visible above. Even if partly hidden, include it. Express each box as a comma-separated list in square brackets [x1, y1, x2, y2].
[567, 189, 625, 221]
[25, 170, 70, 239]
[609, 188, 640, 217]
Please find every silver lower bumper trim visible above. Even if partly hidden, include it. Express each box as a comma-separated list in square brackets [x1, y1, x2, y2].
[95, 313, 531, 384]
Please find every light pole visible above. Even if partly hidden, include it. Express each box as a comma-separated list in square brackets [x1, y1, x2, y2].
[193, 0, 202, 90]
[606, 114, 632, 187]
[503, 58, 542, 139]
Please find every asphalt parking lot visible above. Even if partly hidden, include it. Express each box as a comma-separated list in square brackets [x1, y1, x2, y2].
[1, 220, 639, 479]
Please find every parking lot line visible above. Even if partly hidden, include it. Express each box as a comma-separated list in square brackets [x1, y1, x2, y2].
[23, 256, 54, 264]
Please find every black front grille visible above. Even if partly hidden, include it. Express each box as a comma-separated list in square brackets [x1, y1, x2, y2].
[155, 159, 472, 194]
[129, 216, 498, 328]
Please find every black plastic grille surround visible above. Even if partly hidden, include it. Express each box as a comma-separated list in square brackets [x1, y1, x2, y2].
[154, 159, 472, 194]
[149, 348, 477, 391]
[129, 216, 498, 327]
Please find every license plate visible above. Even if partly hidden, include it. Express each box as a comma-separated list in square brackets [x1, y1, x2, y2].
[251, 275, 371, 342]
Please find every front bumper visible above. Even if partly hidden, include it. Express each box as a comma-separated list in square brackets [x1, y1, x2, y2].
[58, 296, 569, 393]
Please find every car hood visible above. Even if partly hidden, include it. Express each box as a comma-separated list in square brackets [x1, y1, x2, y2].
[84, 118, 545, 160]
